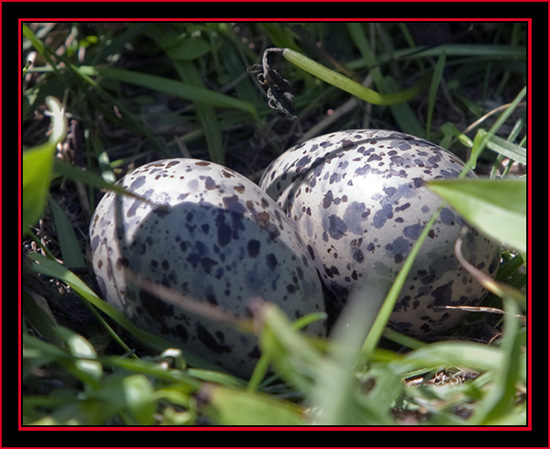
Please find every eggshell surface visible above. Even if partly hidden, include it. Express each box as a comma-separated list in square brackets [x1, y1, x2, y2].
[259, 129, 501, 336]
[90, 159, 325, 377]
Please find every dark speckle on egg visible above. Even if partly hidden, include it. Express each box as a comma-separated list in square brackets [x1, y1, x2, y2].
[247, 239, 261, 257]
[196, 324, 231, 354]
[328, 215, 347, 239]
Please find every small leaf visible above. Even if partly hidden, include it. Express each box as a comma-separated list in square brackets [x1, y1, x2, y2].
[22, 97, 67, 232]
[427, 178, 526, 253]
[120, 375, 156, 425]
[23, 143, 55, 231]
[199, 383, 304, 425]
[56, 326, 103, 387]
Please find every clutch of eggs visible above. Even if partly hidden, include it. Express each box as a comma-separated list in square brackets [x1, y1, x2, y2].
[259, 129, 501, 336]
[89, 129, 502, 379]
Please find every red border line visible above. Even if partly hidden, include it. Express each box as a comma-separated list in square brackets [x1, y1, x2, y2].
[19, 17, 532, 433]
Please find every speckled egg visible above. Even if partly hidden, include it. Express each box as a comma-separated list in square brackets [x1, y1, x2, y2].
[259, 129, 501, 336]
[89, 158, 325, 377]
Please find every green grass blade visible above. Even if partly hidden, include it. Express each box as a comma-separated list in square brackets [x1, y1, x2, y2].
[385, 76, 426, 138]
[469, 86, 527, 168]
[311, 292, 394, 425]
[359, 208, 442, 365]
[470, 297, 524, 424]
[52, 158, 152, 206]
[22, 288, 62, 344]
[22, 25, 64, 81]
[48, 198, 86, 269]
[426, 52, 446, 140]
[478, 129, 527, 165]
[85, 66, 258, 118]
[255, 302, 323, 394]
[374, 43, 526, 66]
[345, 24, 425, 136]
[26, 253, 171, 350]
[283, 47, 426, 106]
[427, 178, 526, 253]
[175, 61, 226, 164]
[390, 341, 507, 376]
[146, 25, 227, 163]
[62, 62, 170, 157]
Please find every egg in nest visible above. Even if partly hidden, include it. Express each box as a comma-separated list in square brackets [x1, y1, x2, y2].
[89, 158, 325, 377]
[259, 129, 501, 336]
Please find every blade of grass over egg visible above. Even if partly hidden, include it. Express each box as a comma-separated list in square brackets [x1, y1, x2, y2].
[359, 149, 480, 364]
[310, 288, 394, 425]
[25, 254, 226, 372]
[359, 207, 443, 366]
[247, 309, 326, 392]
[427, 178, 526, 253]
[254, 301, 323, 395]
[130, 274, 253, 336]
[439, 122, 473, 150]
[26, 254, 173, 353]
[454, 236, 526, 307]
